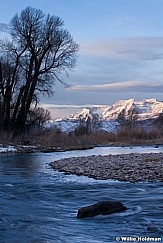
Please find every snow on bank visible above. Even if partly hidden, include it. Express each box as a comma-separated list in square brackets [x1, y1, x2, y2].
[0, 145, 17, 153]
[0, 145, 38, 153]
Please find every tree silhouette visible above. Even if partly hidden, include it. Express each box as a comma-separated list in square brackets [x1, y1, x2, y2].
[0, 6, 79, 134]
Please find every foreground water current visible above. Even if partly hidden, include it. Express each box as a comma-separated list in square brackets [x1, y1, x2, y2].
[0, 146, 163, 242]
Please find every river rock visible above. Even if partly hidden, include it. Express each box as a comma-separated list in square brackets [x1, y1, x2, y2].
[147, 226, 163, 234]
[77, 201, 127, 219]
[50, 152, 163, 182]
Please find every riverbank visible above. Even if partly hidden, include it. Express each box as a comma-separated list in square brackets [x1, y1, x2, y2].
[0, 139, 163, 154]
[0, 144, 95, 153]
[1, 128, 163, 154]
[50, 152, 163, 183]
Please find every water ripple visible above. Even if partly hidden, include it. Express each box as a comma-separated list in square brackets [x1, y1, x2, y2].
[0, 147, 163, 242]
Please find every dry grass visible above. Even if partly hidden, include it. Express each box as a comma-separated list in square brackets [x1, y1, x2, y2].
[32, 127, 163, 149]
[1, 126, 163, 150]
[0, 131, 20, 145]
[116, 127, 159, 141]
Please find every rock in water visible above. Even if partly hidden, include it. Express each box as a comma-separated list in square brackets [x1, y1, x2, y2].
[77, 201, 127, 219]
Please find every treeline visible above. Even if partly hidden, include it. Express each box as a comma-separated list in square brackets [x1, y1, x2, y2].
[38, 126, 162, 150]
[42, 108, 163, 148]
[0, 6, 78, 135]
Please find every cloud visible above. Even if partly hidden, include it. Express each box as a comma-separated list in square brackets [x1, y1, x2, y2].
[80, 37, 163, 61]
[40, 103, 102, 109]
[68, 81, 163, 93]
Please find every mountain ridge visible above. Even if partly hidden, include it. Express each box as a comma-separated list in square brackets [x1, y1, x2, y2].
[45, 98, 163, 133]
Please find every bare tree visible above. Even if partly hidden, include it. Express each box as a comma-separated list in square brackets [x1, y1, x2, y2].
[117, 108, 138, 134]
[0, 6, 79, 134]
[27, 107, 51, 128]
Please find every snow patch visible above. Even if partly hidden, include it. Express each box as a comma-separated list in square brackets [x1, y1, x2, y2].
[0, 145, 17, 153]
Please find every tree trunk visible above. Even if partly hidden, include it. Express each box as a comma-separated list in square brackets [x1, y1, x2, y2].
[0, 62, 2, 85]
[3, 88, 11, 130]
[11, 85, 26, 128]
[2, 68, 12, 131]
[14, 76, 38, 133]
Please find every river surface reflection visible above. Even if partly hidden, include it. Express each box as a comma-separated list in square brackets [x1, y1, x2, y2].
[0, 146, 163, 242]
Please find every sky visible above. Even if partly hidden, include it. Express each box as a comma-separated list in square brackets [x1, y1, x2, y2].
[1, 0, 163, 118]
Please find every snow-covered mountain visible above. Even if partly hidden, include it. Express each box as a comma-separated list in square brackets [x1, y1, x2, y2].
[45, 98, 163, 133]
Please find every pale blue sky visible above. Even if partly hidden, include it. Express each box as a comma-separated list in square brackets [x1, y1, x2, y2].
[2, 0, 163, 39]
[1, 0, 163, 118]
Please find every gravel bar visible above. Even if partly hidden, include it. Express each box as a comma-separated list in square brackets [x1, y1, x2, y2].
[50, 153, 163, 182]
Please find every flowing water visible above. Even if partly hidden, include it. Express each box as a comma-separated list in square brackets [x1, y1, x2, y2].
[0, 146, 163, 242]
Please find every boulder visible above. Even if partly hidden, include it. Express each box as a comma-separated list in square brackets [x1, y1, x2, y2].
[147, 226, 163, 234]
[77, 201, 127, 219]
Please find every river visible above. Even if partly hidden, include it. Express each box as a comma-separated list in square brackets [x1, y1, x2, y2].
[0, 146, 163, 242]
